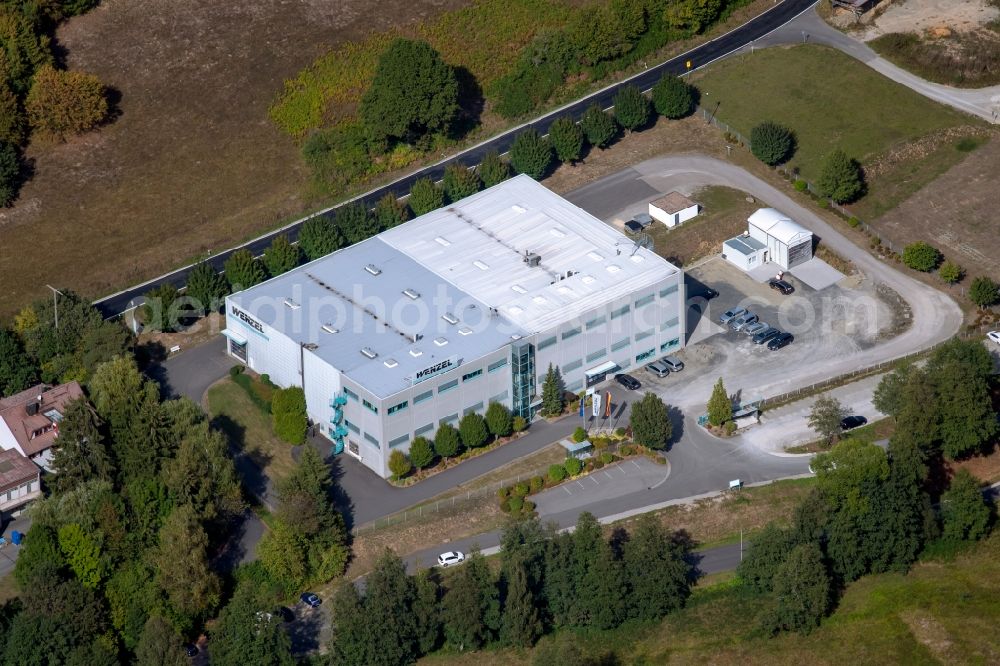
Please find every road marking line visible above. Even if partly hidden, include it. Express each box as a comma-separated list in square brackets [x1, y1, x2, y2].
[630, 460, 642, 471]
[563, 486, 572, 496]
[602, 471, 613, 481]
[589, 476, 600, 486]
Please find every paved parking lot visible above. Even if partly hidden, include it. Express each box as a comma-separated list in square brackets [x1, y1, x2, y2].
[532, 456, 670, 516]
[634, 257, 900, 412]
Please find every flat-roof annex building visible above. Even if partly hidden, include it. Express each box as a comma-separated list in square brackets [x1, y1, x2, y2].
[223, 176, 685, 478]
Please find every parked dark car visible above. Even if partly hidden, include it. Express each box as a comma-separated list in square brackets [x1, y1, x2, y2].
[701, 287, 720, 299]
[752, 327, 781, 345]
[840, 415, 868, 430]
[184, 644, 199, 657]
[769, 279, 794, 295]
[300, 592, 321, 608]
[615, 374, 641, 390]
[767, 332, 794, 350]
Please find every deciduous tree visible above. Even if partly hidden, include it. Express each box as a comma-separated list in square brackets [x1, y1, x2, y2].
[142, 283, 184, 333]
[750, 121, 794, 165]
[263, 234, 301, 277]
[737, 522, 797, 593]
[941, 469, 990, 542]
[547, 115, 584, 164]
[134, 614, 188, 666]
[630, 392, 672, 449]
[338, 200, 379, 244]
[408, 436, 435, 470]
[388, 449, 413, 480]
[510, 128, 554, 180]
[0, 328, 36, 397]
[185, 261, 228, 314]
[433, 423, 462, 459]
[459, 412, 489, 449]
[298, 215, 344, 261]
[969, 275, 1000, 308]
[613, 84, 651, 131]
[652, 74, 696, 119]
[808, 396, 847, 444]
[25, 65, 107, 140]
[902, 241, 941, 272]
[443, 162, 481, 202]
[224, 249, 265, 291]
[0, 140, 21, 206]
[57, 523, 104, 589]
[477, 150, 511, 187]
[374, 193, 411, 229]
[210, 582, 294, 666]
[763, 542, 830, 635]
[152, 505, 220, 621]
[359, 38, 459, 146]
[485, 401, 513, 438]
[408, 177, 445, 216]
[580, 103, 618, 148]
[818, 149, 864, 203]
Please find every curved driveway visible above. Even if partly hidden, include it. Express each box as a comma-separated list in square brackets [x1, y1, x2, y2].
[568, 154, 964, 410]
[93, 0, 819, 318]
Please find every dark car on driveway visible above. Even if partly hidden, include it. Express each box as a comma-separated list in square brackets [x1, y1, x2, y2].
[615, 374, 641, 390]
[769, 278, 794, 295]
[300, 592, 321, 608]
[752, 327, 781, 345]
[767, 332, 794, 350]
[840, 415, 868, 431]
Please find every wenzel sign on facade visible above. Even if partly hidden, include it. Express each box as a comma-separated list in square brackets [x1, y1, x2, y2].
[413, 356, 460, 384]
[230, 305, 266, 336]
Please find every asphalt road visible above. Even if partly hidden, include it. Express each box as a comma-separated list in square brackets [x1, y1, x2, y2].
[91, 0, 818, 319]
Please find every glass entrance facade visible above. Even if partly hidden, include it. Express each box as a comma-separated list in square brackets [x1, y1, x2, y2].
[510, 341, 535, 419]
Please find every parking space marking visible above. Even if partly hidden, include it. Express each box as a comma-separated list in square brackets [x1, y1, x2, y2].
[576, 480, 586, 490]
[589, 475, 600, 486]
[563, 486, 573, 496]
[616, 466, 627, 477]
[630, 460, 642, 471]
[602, 471, 613, 481]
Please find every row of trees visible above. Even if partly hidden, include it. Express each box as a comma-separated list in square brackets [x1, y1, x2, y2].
[0, 1, 109, 205]
[8, 354, 245, 662]
[388, 402, 524, 479]
[0, 290, 133, 396]
[329, 512, 694, 665]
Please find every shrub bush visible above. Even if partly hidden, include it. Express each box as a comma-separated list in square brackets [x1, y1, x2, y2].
[593, 459, 604, 469]
[522, 500, 536, 514]
[513, 482, 530, 497]
[512, 415, 528, 432]
[564, 457, 583, 476]
[229, 365, 244, 377]
[902, 241, 942, 272]
[271, 386, 307, 445]
[548, 464, 567, 483]
[750, 121, 794, 165]
[388, 449, 412, 480]
[497, 486, 510, 501]
[530, 476, 544, 493]
[969, 276, 1000, 308]
[500, 498, 511, 513]
[724, 421, 737, 436]
[847, 216, 861, 228]
[459, 412, 490, 449]
[508, 496, 524, 513]
[620, 444, 635, 456]
[614, 427, 626, 437]
[938, 261, 963, 284]
[600, 452, 614, 465]
[572, 426, 588, 443]
[793, 179, 807, 192]
[26, 65, 108, 141]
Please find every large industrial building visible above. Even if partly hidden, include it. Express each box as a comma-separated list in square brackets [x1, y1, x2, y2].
[223, 176, 685, 478]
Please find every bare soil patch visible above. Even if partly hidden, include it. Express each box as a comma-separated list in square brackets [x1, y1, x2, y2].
[840, 0, 1000, 41]
[0, 0, 469, 316]
[872, 137, 1000, 279]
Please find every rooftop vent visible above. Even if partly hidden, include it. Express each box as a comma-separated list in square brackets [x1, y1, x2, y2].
[458, 326, 473, 336]
[434, 337, 448, 347]
[510, 334, 522, 340]
[511, 205, 527, 214]
[524, 252, 541, 268]
[283, 298, 300, 309]
[383, 358, 399, 368]
[402, 288, 420, 300]
[25, 402, 39, 417]
[434, 236, 451, 247]
[441, 312, 459, 325]
[360, 347, 378, 359]
[409, 349, 423, 358]
[473, 260, 489, 271]
[511, 284, 527, 294]
[321, 324, 339, 334]
[364, 264, 382, 276]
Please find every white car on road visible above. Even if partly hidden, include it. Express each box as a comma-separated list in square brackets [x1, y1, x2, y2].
[988, 331, 1000, 346]
[437, 551, 465, 567]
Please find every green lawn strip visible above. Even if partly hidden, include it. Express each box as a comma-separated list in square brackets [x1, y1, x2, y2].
[206, 378, 296, 483]
[689, 45, 978, 182]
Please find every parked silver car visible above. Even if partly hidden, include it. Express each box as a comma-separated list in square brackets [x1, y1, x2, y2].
[730, 311, 759, 331]
[742, 321, 768, 337]
[719, 307, 747, 326]
[645, 360, 670, 378]
[661, 356, 684, 372]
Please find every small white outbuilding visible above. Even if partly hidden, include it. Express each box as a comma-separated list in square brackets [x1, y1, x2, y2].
[649, 191, 700, 228]
[722, 234, 768, 272]
[747, 208, 812, 270]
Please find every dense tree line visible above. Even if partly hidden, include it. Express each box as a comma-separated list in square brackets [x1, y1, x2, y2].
[5, 354, 246, 661]
[0, 290, 132, 396]
[739, 339, 997, 634]
[328, 512, 694, 664]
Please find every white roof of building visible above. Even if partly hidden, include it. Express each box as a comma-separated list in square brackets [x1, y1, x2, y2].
[380, 175, 679, 332]
[748, 208, 812, 245]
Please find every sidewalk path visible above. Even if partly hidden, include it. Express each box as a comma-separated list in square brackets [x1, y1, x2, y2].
[751, 7, 1000, 123]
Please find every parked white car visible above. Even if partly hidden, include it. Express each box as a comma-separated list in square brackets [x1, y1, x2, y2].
[988, 331, 1000, 346]
[437, 551, 465, 567]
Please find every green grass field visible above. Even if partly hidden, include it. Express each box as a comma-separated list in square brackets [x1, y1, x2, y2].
[689, 45, 980, 182]
[420, 533, 1000, 665]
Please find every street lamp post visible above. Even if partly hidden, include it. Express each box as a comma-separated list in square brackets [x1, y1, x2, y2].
[45, 285, 64, 329]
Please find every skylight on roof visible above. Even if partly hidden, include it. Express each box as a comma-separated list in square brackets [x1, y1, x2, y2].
[383, 358, 399, 368]
[587, 251, 603, 261]
[557, 285, 573, 295]
[402, 288, 420, 300]
[511, 284, 527, 294]
[511, 205, 527, 214]
[532, 296, 547, 305]
[441, 313, 459, 325]
[435, 236, 451, 246]
[434, 337, 448, 347]
[606, 264, 621, 274]
[630, 255, 644, 263]
[321, 324, 339, 334]
[549, 227, 566, 238]
[361, 347, 378, 359]
[364, 264, 382, 276]
[507, 305, 524, 315]
[459, 326, 473, 336]
[409, 349, 423, 357]
[473, 260, 489, 271]
[581, 275, 596, 284]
